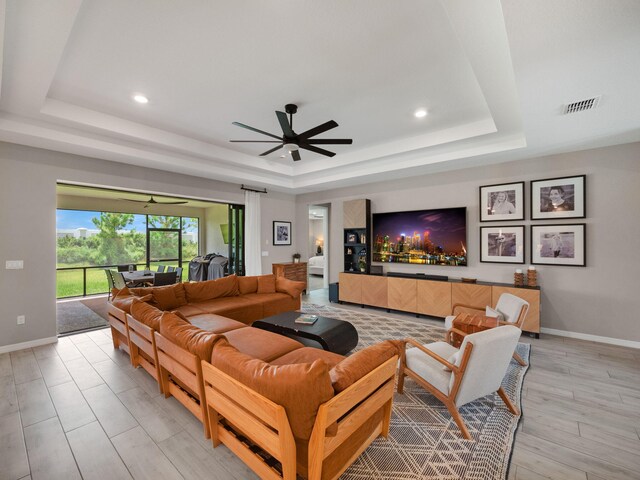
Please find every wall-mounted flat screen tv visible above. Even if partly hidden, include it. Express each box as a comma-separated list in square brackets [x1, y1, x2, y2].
[372, 207, 467, 266]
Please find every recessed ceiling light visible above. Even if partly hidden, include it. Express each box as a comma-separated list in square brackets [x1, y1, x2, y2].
[414, 109, 427, 118]
[279, 155, 286, 158]
[133, 94, 149, 104]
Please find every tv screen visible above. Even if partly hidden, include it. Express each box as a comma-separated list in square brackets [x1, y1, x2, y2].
[372, 207, 467, 266]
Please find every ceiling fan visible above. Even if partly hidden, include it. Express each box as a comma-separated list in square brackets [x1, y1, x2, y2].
[120, 195, 188, 208]
[230, 104, 352, 161]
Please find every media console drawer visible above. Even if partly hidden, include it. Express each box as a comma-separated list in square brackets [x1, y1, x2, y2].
[338, 272, 540, 334]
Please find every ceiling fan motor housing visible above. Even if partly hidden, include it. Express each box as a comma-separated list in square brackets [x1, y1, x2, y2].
[285, 104, 298, 115]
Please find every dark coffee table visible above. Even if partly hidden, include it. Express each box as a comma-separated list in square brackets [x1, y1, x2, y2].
[252, 311, 359, 355]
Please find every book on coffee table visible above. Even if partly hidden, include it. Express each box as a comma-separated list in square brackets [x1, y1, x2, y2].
[295, 314, 318, 325]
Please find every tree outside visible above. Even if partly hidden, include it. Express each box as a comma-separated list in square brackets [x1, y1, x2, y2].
[56, 210, 199, 297]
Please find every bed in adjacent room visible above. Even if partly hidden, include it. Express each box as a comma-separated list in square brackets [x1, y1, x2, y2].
[308, 255, 325, 276]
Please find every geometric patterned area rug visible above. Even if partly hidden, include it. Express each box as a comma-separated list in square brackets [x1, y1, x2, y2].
[301, 304, 530, 480]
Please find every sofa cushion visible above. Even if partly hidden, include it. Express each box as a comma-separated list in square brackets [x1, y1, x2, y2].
[223, 327, 303, 362]
[130, 298, 164, 331]
[186, 313, 248, 334]
[238, 276, 258, 294]
[275, 276, 305, 298]
[210, 338, 334, 441]
[111, 287, 153, 314]
[151, 283, 187, 311]
[241, 292, 300, 318]
[256, 274, 276, 294]
[193, 296, 263, 325]
[172, 304, 209, 317]
[183, 275, 239, 303]
[128, 286, 156, 297]
[158, 311, 223, 362]
[270, 347, 344, 369]
[330, 340, 402, 393]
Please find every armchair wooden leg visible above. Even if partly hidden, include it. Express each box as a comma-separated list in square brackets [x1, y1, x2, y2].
[497, 387, 519, 415]
[512, 351, 527, 366]
[381, 398, 393, 438]
[397, 358, 406, 394]
[111, 328, 120, 350]
[444, 399, 471, 440]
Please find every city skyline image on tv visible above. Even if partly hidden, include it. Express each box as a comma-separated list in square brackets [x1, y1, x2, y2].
[372, 207, 467, 266]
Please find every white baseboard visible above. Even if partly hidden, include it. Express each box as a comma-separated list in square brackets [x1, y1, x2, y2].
[0, 336, 58, 354]
[540, 328, 640, 349]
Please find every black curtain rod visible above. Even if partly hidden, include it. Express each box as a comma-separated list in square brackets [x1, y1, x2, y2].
[241, 184, 267, 194]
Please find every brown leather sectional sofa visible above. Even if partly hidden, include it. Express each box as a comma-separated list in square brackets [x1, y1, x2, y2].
[107, 273, 400, 480]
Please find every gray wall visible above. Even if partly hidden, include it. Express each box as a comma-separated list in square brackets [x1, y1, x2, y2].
[296, 142, 640, 343]
[0, 142, 296, 348]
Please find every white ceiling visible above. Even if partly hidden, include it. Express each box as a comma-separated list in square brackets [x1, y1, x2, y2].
[1, 0, 639, 194]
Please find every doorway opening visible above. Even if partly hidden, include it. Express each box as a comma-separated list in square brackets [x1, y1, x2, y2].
[55, 183, 244, 335]
[307, 204, 329, 292]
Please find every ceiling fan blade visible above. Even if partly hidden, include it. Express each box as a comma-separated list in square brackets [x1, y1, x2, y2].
[299, 144, 336, 157]
[291, 150, 301, 161]
[299, 120, 338, 139]
[230, 140, 281, 143]
[157, 201, 188, 205]
[119, 198, 149, 203]
[259, 144, 284, 156]
[275, 111, 295, 138]
[232, 122, 282, 141]
[305, 138, 353, 145]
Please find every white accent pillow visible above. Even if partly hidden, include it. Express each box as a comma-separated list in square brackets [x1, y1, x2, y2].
[486, 306, 505, 322]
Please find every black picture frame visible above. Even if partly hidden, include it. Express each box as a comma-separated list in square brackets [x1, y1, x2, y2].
[530, 175, 586, 220]
[531, 224, 586, 266]
[480, 225, 525, 264]
[479, 181, 525, 222]
[273, 221, 292, 246]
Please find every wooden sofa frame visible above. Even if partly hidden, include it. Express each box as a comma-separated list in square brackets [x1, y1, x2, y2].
[154, 331, 210, 439]
[202, 355, 398, 480]
[107, 303, 131, 355]
[125, 314, 161, 388]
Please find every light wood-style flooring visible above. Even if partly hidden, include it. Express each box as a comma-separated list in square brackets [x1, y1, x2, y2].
[1, 291, 639, 480]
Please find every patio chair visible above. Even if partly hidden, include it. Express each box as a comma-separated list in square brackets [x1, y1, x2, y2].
[111, 271, 127, 290]
[166, 266, 176, 273]
[153, 271, 178, 286]
[117, 264, 137, 272]
[105, 269, 115, 300]
[174, 267, 183, 282]
[157, 265, 166, 272]
[398, 325, 521, 439]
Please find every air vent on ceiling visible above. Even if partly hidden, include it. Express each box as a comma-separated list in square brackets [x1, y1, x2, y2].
[564, 96, 601, 114]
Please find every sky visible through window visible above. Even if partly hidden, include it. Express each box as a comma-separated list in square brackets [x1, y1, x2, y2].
[56, 210, 198, 232]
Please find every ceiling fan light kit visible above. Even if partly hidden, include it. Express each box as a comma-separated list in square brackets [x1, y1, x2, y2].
[230, 104, 353, 161]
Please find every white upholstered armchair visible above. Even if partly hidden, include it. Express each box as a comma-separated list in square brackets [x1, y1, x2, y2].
[444, 292, 529, 366]
[398, 325, 521, 439]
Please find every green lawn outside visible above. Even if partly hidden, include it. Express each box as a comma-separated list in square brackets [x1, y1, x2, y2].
[57, 262, 190, 298]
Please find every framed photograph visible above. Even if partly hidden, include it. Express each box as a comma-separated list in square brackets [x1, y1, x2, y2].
[479, 181, 525, 222]
[480, 226, 525, 264]
[347, 233, 357, 243]
[273, 221, 291, 246]
[531, 175, 585, 220]
[531, 224, 586, 266]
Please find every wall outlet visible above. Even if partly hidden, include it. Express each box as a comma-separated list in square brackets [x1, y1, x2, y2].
[17, 315, 25, 325]
[6, 260, 24, 270]
[261, 251, 269, 257]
